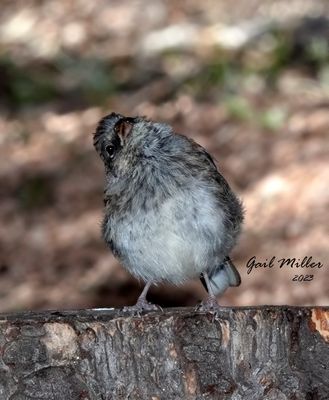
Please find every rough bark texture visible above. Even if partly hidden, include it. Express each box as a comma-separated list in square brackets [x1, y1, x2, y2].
[0, 306, 328, 400]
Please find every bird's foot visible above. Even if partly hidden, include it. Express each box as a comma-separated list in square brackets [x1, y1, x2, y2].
[122, 297, 162, 316]
[195, 295, 222, 320]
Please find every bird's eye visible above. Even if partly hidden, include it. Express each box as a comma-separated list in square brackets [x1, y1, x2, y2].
[105, 145, 115, 159]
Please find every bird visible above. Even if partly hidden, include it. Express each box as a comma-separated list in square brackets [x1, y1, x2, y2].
[93, 112, 244, 313]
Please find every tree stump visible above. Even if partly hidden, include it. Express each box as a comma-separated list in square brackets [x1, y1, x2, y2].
[0, 306, 328, 399]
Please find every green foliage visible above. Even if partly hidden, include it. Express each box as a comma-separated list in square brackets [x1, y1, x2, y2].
[55, 55, 116, 103]
[17, 175, 54, 210]
[319, 65, 329, 87]
[0, 57, 58, 107]
[260, 107, 287, 131]
[224, 95, 287, 131]
[0, 54, 116, 109]
[261, 31, 293, 80]
[224, 96, 254, 121]
[307, 38, 329, 63]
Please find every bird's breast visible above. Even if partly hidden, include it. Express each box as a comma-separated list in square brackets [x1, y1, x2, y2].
[104, 186, 226, 283]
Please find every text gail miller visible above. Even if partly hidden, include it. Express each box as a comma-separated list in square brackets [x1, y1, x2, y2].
[246, 256, 323, 275]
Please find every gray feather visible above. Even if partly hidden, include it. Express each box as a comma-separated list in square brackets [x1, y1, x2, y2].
[201, 256, 241, 296]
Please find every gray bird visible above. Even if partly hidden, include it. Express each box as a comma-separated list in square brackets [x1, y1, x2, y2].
[93, 113, 244, 313]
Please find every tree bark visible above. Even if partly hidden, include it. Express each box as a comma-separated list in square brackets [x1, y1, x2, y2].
[0, 306, 328, 399]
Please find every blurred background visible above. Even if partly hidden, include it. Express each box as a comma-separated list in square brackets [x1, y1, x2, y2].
[0, 0, 328, 312]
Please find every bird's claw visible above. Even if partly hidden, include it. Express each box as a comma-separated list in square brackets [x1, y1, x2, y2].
[195, 295, 222, 320]
[122, 298, 162, 316]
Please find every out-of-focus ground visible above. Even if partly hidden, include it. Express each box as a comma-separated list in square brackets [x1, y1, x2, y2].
[0, 0, 328, 312]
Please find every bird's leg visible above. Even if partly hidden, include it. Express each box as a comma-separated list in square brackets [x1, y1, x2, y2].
[122, 281, 161, 315]
[134, 281, 159, 310]
[195, 272, 221, 316]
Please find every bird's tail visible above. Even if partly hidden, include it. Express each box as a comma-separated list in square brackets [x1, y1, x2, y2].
[200, 256, 241, 297]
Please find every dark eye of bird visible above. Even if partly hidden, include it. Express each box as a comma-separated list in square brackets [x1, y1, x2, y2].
[105, 145, 115, 159]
